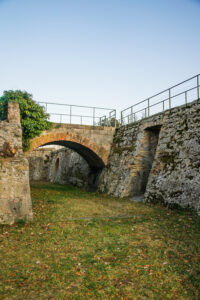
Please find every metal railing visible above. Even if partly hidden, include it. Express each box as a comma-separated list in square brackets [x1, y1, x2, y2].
[120, 74, 200, 125]
[36, 101, 117, 127]
[36, 74, 200, 127]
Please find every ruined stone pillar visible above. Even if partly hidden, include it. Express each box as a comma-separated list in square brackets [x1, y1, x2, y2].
[0, 102, 33, 224]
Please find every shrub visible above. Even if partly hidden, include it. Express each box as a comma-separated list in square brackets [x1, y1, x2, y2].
[0, 98, 8, 121]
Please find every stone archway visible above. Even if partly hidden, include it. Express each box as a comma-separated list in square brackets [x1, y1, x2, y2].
[27, 127, 114, 169]
[26, 124, 115, 190]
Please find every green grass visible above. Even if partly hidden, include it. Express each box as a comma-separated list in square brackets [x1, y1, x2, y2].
[0, 182, 200, 299]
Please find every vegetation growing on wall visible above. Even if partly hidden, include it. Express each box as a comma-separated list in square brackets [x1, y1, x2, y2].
[0, 90, 52, 150]
[99, 117, 120, 127]
[0, 98, 8, 121]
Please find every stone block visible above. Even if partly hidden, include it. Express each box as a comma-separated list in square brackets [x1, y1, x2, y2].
[0, 157, 33, 224]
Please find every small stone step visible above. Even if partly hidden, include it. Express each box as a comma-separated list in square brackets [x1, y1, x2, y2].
[130, 195, 144, 202]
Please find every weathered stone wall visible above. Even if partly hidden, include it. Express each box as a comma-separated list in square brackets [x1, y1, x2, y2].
[0, 103, 23, 154]
[0, 103, 33, 224]
[145, 101, 200, 214]
[48, 148, 90, 188]
[27, 147, 90, 188]
[98, 113, 163, 198]
[27, 147, 56, 181]
[98, 100, 200, 214]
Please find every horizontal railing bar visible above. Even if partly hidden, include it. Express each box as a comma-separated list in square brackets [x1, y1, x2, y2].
[50, 113, 101, 119]
[147, 75, 199, 101]
[121, 87, 200, 121]
[121, 73, 200, 114]
[50, 113, 116, 119]
[149, 98, 168, 108]
[147, 85, 199, 110]
[170, 85, 198, 100]
[36, 101, 114, 111]
[121, 85, 200, 118]
[110, 109, 116, 114]
[163, 74, 200, 92]
[121, 98, 148, 113]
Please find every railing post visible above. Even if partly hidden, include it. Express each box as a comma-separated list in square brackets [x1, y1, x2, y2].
[163, 100, 165, 111]
[114, 110, 117, 127]
[105, 117, 107, 127]
[60, 115, 62, 123]
[131, 106, 133, 122]
[121, 111, 123, 125]
[148, 98, 150, 116]
[93, 108, 95, 126]
[109, 111, 112, 126]
[185, 91, 187, 104]
[169, 88, 171, 109]
[70, 105, 72, 124]
[197, 74, 200, 100]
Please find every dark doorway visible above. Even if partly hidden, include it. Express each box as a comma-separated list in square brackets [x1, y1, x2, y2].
[131, 125, 161, 197]
[140, 125, 161, 193]
[54, 157, 60, 172]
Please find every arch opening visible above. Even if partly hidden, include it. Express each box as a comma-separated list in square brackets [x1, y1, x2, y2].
[30, 140, 105, 190]
[41, 140, 105, 170]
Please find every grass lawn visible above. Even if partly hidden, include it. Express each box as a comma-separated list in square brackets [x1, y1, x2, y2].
[0, 182, 200, 299]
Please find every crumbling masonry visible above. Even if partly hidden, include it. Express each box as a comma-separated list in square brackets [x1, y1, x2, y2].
[0, 103, 33, 224]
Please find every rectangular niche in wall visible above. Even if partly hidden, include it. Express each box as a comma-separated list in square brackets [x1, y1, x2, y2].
[132, 125, 161, 196]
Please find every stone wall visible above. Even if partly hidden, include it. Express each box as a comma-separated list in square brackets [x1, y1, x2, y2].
[98, 100, 200, 215]
[0, 103, 22, 154]
[0, 103, 33, 224]
[145, 101, 200, 213]
[27, 147, 90, 188]
[48, 148, 90, 188]
[27, 147, 56, 181]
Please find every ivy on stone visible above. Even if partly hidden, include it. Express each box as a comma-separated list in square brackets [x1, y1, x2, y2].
[0, 90, 52, 151]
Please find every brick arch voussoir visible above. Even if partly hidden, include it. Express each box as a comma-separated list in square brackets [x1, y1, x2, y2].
[28, 131, 108, 165]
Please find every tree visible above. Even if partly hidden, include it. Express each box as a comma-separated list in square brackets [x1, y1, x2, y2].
[0, 90, 52, 151]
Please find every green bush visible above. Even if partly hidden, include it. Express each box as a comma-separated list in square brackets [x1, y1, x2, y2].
[99, 117, 120, 127]
[0, 90, 52, 151]
[0, 98, 8, 121]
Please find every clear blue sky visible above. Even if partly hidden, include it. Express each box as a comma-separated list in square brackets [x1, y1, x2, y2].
[0, 0, 199, 112]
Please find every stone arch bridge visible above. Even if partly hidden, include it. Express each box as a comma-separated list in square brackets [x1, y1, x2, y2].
[26, 124, 115, 170]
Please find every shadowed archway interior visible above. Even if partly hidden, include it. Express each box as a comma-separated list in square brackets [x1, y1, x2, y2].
[41, 140, 105, 171]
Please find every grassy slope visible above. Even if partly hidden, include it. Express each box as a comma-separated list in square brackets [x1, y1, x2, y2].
[0, 182, 200, 299]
